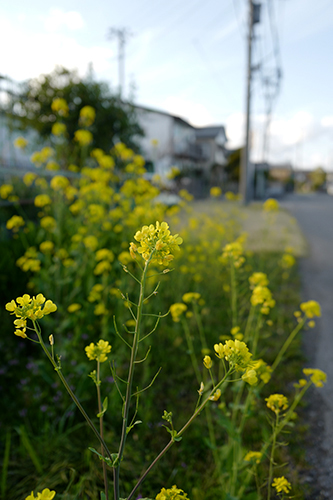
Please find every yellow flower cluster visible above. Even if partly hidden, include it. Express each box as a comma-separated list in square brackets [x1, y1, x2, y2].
[14, 136, 28, 149]
[0, 184, 13, 199]
[303, 368, 327, 387]
[85, 339, 111, 363]
[5, 294, 57, 338]
[182, 292, 201, 303]
[6, 215, 25, 232]
[52, 122, 67, 136]
[272, 476, 291, 494]
[265, 394, 289, 414]
[25, 488, 56, 500]
[170, 303, 187, 322]
[221, 239, 245, 268]
[244, 451, 262, 464]
[263, 198, 279, 212]
[155, 485, 189, 500]
[34, 194, 52, 207]
[249, 272, 269, 288]
[17, 247, 41, 272]
[250, 285, 275, 314]
[130, 221, 183, 266]
[252, 359, 272, 384]
[51, 98, 69, 116]
[214, 339, 255, 377]
[74, 129, 93, 146]
[79, 105, 96, 127]
[210, 186, 222, 197]
[300, 300, 321, 318]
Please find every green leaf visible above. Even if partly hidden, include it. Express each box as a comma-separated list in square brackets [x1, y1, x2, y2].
[97, 397, 108, 418]
[126, 420, 142, 434]
[100, 493, 106, 500]
[88, 447, 112, 467]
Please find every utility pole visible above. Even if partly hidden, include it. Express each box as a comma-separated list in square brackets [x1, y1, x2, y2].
[108, 27, 131, 99]
[240, 1, 260, 204]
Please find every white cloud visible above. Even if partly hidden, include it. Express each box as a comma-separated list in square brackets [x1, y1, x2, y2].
[269, 111, 315, 146]
[0, 13, 113, 82]
[43, 9, 85, 32]
[225, 112, 245, 148]
[322, 116, 333, 128]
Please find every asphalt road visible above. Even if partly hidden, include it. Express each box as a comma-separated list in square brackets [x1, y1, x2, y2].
[280, 193, 333, 498]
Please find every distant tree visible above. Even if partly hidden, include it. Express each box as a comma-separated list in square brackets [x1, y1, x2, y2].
[309, 167, 326, 191]
[5, 66, 143, 165]
[225, 148, 242, 182]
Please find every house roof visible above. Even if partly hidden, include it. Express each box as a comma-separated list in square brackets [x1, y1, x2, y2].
[133, 103, 195, 128]
[195, 126, 226, 139]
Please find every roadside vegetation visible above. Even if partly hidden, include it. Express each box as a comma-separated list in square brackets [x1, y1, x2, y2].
[0, 97, 324, 500]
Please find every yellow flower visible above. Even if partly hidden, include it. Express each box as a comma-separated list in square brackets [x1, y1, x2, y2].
[249, 272, 269, 288]
[74, 129, 93, 146]
[23, 173, 37, 186]
[25, 488, 56, 500]
[79, 105, 96, 127]
[225, 191, 237, 200]
[6, 215, 25, 231]
[250, 285, 275, 313]
[6, 294, 57, 333]
[67, 303, 82, 313]
[94, 261, 112, 275]
[50, 175, 70, 191]
[14, 136, 28, 149]
[303, 368, 327, 387]
[210, 186, 222, 197]
[182, 292, 201, 303]
[98, 155, 115, 169]
[155, 485, 189, 500]
[265, 394, 289, 414]
[242, 368, 258, 385]
[40, 241, 54, 253]
[94, 303, 107, 316]
[131, 221, 183, 266]
[96, 249, 114, 262]
[46, 161, 60, 171]
[0, 184, 14, 199]
[169, 303, 187, 322]
[244, 451, 262, 464]
[252, 359, 272, 384]
[83, 235, 98, 252]
[34, 194, 52, 207]
[280, 253, 296, 269]
[223, 339, 253, 370]
[263, 198, 279, 212]
[51, 98, 69, 116]
[118, 251, 132, 265]
[85, 339, 111, 363]
[272, 476, 291, 494]
[51, 122, 67, 136]
[209, 389, 221, 401]
[300, 300, 321, 318]
[40, 216, 57, 231]
[203, 355, 213, 369]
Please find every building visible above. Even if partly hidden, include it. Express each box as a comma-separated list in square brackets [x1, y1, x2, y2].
[134, 105, 228, 187]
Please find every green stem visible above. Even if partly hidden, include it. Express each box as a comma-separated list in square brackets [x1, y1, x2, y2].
[267, 414, 278, 500]
[114, 258, 150, 500]
[181, 317, 201, 385]
[127, 368, 232, 500]
[230, 260, 238, 328]
[193, 303, 208, 351]
[270, 318, 305, 374]
[33, 321, 113, 464]
[97, 361, 109, 500]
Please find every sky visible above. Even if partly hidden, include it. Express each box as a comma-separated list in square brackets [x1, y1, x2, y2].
[1, 0, 333, 170]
